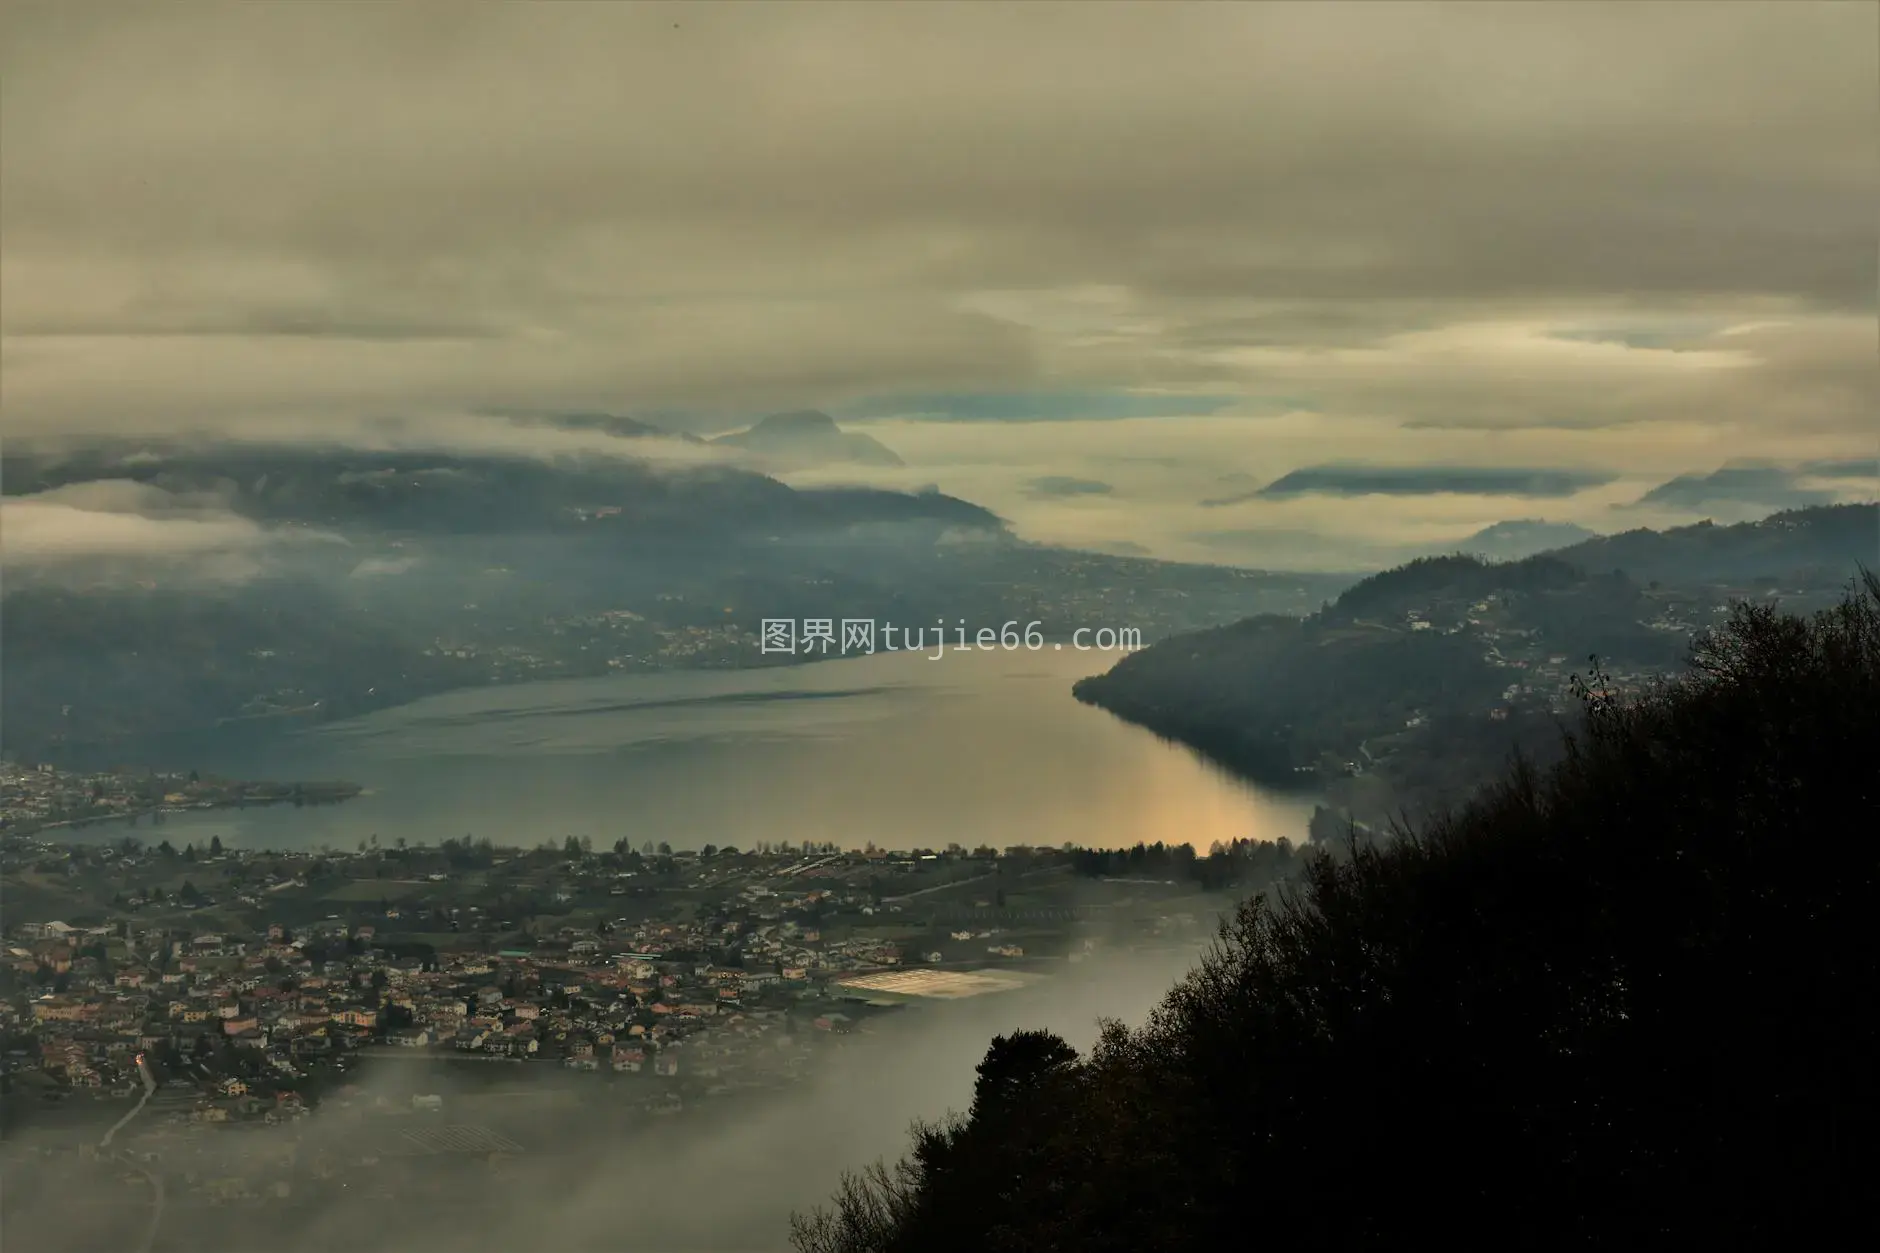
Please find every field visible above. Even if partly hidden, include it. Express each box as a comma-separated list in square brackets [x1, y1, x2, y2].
[321, 878, 432, 903]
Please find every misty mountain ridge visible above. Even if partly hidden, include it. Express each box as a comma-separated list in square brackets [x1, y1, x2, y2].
[1547, 503, 1878, 584]
[1444, 518, 1601, 561]
[510, 411, 709, 444]
[1419, 505, 1873, 575]
[1073, 502, 1878, 802]
[2, 436, 1356, 760]
[1, 439, 971, 540]
[1629, 458, 1879, 513]
[711, 411, 904, 470]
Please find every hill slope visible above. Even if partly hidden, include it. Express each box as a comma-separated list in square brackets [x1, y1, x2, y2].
[1448, 517, 1599, 560]
[1073, 505, 1878, 816]
[0, 440, 960, 537]
[794, 576, 1880, 1251]
[1550, 502, 1876, 582]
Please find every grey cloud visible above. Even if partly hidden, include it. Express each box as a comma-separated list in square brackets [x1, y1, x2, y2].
[1803, 457, 1880, 479]
[1, 3, 1873, 443]
[1, 3, 1873, 577]
[1213, 464, 1614, 502]
[0, 480, 341, 584]
[1084, 539, 1152, 557]
[1630, 461, 1876, 512]
[1024, 476, 1115, 499]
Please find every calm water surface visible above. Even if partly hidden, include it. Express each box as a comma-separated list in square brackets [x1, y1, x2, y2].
[128, 649, 1311, 852]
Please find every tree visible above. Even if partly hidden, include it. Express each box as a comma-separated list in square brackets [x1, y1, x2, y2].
[209, 835, 223, 857]
[968, 1030, 1079, 1125]
[793, 575, 1880, 1253]
[178, 881, 202, 905]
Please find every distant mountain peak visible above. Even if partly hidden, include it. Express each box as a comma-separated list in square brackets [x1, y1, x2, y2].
[1450, 519, 1600, 560]
[748, 410, 841, 434]
[711, 411, 903, 469]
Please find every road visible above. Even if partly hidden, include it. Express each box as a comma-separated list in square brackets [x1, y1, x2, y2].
[926, 904, 1102, 925]
[99, 1057, 164, 1253]
[880, 870, 998, 903]
[98, 1056, 155, 1149]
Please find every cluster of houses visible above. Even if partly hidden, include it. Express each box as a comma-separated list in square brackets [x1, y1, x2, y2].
[3, 895, 915, 1123]
[1, 761, 196, 833]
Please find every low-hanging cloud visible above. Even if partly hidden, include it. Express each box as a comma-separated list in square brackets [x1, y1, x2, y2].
[2, 941, 1207, 1253]
[0, 479, 339, 583]
[1024, 476, 1115, 500]
[1627, 459, 1880, 513]
[3, 5, 1873, 436]
[0, 3, 1872, 571]
[1235, 463, 1616, 501]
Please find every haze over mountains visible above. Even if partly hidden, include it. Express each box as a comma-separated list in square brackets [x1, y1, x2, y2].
[0, 435, 1358, 761]
[5, 419, 1867, 773]
[1, 5, 1876, 1249]
[711, 411, 904, 471]
[1443, 519, 1600, 562]
[1076, 501, 1878, 825]
[0, 438, 974, 554]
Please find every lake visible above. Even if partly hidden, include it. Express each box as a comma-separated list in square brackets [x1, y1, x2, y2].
[124, 647, 1311, 853]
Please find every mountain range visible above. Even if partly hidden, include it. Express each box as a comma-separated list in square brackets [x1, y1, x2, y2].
[1445, 519, 1600, 561]
[0, 439, 957, 545]
[0, 436, 1349, 761]
[1074, 503, 1879, 818]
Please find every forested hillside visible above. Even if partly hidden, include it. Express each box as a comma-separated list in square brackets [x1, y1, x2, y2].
[1074, 504, 1879, 820]
[795, 574, 1880, 1250]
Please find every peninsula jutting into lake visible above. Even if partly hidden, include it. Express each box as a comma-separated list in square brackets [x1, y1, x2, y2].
[1, 761, 361, 839]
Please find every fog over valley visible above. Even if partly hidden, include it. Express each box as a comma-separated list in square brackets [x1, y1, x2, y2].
[1, 4, 1874, 1251]
[2, 946, 1206, 1253]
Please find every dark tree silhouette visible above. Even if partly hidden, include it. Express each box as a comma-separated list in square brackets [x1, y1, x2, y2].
[794, 573, 1880, 1252]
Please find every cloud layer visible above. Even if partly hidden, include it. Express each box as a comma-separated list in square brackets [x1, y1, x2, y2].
[1233, 464, 1616, 501]
[0, 480, 336, 583]
[2, 2, 1874, 567]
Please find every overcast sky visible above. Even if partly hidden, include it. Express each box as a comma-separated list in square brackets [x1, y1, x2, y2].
[3, 2, 1875, 567]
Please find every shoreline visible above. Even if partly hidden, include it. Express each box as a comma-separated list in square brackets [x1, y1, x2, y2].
[1, 777, 364, 841]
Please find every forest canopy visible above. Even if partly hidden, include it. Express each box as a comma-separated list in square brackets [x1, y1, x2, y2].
[795, 573, 1880, 1251]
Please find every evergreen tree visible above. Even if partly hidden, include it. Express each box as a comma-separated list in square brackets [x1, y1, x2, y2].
[794, 575, 1880, 1252]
